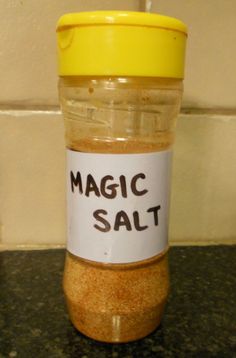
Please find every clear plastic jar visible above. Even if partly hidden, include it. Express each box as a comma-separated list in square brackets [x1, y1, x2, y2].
[57, 10, 187, 343]
[59, 76, 183, 342]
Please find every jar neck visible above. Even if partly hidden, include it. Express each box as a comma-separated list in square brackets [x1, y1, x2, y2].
[59, 76, 183, 91]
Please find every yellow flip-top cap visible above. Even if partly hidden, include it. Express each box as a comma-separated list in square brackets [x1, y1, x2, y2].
[57, 11, 187, 78]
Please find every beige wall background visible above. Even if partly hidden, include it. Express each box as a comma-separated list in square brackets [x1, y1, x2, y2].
[1, 0, 236, 249]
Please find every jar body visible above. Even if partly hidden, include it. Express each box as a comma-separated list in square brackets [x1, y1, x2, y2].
[59, 76, 182, 342]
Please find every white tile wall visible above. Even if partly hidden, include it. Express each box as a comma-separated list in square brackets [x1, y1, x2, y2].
[153, 0, 236, 108]
[170, 112, 236, 244]
[0, 0, 139, 106]
[0, 110, 66, 248]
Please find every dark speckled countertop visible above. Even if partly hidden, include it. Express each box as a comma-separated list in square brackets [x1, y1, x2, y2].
[0, 246, 235, 358]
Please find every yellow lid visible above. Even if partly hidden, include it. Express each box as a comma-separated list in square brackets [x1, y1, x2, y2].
[57, 11, 187, 78]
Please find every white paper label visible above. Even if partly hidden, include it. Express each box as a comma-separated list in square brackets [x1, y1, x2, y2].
[66, 150, 172, 264]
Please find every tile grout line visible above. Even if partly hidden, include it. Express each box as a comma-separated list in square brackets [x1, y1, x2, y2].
[1, 107, 236, 116]
[181, 108, 236, 116]
[0, 109, 61, 116]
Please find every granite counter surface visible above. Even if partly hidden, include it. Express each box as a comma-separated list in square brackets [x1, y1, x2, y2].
[0, 246, 235, 357]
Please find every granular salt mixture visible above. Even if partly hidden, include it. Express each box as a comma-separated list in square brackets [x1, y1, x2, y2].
[64, 251, 169, 342]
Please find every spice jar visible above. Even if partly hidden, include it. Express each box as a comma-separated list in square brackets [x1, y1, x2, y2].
[56, 11, 187, 343]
